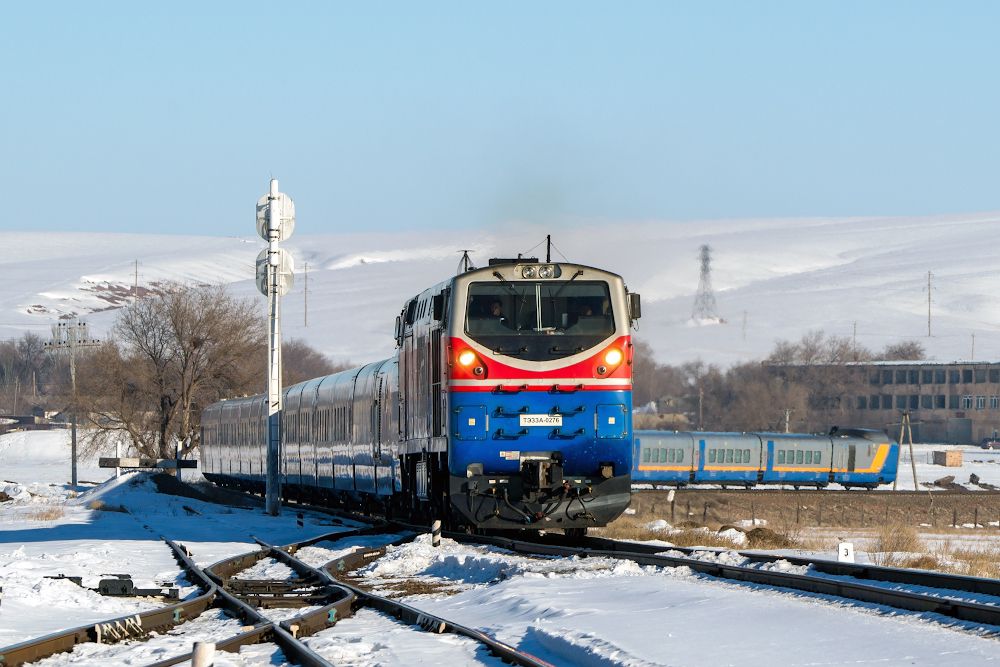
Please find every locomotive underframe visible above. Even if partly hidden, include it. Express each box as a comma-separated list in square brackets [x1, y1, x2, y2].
[449, 472, 631, 530]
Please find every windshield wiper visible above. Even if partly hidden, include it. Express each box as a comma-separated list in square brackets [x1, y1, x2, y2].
[552, 270, 584, 299]
[494, 345, 528, 356]
[549, 345, 585, 356]
[492, 271, 518, 294]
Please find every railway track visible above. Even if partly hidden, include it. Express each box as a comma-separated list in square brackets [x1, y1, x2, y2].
[448, 530, 1000, 631]
[0, 526, 553, 667]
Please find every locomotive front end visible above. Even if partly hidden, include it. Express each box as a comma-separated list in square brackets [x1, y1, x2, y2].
[447, 259, 638, 532]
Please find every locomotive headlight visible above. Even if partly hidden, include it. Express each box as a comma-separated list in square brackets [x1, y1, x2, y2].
[521, 266, 537, 278]
[458, 350, 476, 366]
[604, 348, 623, 366]
[538, 265, 554, 279]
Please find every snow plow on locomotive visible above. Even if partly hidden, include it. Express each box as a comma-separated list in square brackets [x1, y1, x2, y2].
[201, 258, 641, 534]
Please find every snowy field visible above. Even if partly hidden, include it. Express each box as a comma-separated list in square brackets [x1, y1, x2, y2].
[2, 431, 1000, 665]
[4, 212, 1000, 368]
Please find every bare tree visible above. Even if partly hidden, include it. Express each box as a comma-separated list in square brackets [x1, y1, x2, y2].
[78, 284, 264, 458]
[282, 338, 351, 386]
[878, 340, 926, 361]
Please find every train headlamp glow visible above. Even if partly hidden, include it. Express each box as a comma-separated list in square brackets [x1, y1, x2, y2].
[604, 348, 623, 366]
[521, 266, 537, 278]
[458, 350, 477, 366]
[538, 265, 554, 279]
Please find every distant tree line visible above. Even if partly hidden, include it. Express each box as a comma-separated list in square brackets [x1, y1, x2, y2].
[633, 332, 925, 434]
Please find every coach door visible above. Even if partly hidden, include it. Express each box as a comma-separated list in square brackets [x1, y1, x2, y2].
[847, 444, 857, 472]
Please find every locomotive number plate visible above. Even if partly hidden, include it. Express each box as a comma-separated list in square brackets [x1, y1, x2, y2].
[519, 414, 563, 427]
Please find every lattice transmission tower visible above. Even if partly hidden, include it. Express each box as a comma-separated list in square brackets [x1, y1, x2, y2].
[691, 244, 720, 321]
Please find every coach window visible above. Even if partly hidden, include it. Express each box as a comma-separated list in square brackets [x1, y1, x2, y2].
[668, 448, 676, 463]
[922, 369, 933, 384]
[777, 450, 785, 464]
[657, 448, 665, 461]
[815, 451, 822, 464]
[708, 449, 716, 463]
[805, 451, 813, 465]
[743, 449, 751, 462]
[794, 450, 803, 464]
[723, 449, 731, 463]
[677, 450, 684, 462]
[642, 448, 651, 463]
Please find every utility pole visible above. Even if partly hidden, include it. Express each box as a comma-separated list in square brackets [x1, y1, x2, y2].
[46, 322, 101, 487]
[255, 178, 295, 516]
[893, 411, 918, 491]
[303, 261, 308, 327]
[698, 386, 704, 430]
[852, 321, 858, 360]
[741, 311, 747, 342]
[971, 333, 976, 360]
[546, 234, 552, 263]
[926, 271, 932, 337]
[133, 260, 139, 304]
[783, 408, 792, 434]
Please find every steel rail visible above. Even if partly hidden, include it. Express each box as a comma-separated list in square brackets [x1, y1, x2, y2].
[0, 541, 219, 667]
[160, 537, 349, 667]
[259, 534, 556, 667]
[453, 532, 1000, 630]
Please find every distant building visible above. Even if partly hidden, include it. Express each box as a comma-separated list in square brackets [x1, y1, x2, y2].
[840, 361, 1000, 444]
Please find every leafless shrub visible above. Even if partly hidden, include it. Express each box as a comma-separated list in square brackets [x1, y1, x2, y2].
[27, 507, 65, 521]
[867, 522, 922, 566]
[87, 500, 128, 513]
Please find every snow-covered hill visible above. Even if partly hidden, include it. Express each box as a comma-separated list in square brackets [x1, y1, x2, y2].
[5, 211, 1000, 367]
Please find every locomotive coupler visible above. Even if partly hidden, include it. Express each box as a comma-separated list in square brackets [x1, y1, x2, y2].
[519, 451, 564, 497]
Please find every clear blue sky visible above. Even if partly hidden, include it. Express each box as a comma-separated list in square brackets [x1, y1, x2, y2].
[3, 2, 999, 236]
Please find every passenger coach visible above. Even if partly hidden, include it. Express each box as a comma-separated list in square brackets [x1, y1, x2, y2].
[632, 428, 898, 489]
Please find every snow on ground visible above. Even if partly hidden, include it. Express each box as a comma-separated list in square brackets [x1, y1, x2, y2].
[352, 536, 1000, 666]
[4, 431, 1000, 665]
[887, 443, 1000, 491]
[0, 432, 355, 650]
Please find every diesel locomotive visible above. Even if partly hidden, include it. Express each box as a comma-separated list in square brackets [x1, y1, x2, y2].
[201, 257, 641, 533]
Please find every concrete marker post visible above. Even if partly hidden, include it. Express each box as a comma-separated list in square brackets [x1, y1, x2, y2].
[192, 641, 215, 666]
[432, 519, 442, 547]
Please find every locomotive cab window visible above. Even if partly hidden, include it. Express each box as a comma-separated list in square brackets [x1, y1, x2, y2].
[465, 280, 615, 361]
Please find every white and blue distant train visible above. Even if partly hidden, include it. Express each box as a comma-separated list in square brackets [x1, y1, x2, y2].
[200, 257, 642, 534]
[632, 428, 899, 489]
